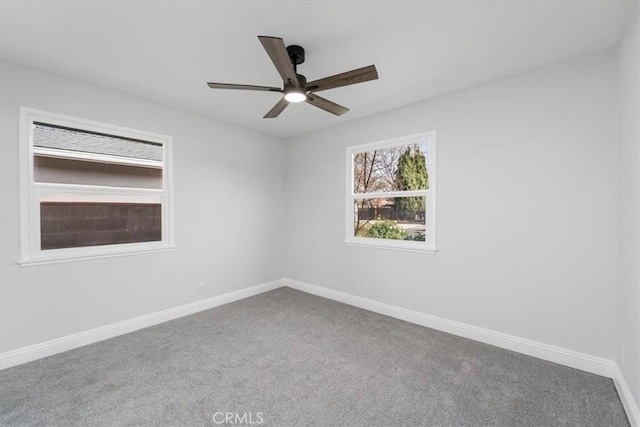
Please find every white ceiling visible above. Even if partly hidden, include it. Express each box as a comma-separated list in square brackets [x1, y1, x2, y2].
[1, 1, 637, 139]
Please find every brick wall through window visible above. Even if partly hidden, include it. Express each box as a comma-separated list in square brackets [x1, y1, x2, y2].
[40, 202, 161, 250]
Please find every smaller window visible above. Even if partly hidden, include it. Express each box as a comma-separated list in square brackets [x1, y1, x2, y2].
[19, 108, 174, 265]
[345, 131, 436, 253]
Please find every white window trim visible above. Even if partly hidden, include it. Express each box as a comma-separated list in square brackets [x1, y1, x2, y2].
[19, 107, 175, 266]
[344, 131, 437, 254]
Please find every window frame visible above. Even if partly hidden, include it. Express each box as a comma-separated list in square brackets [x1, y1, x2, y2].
[19, 107, 175, 266]
[345, 131, 437, 254]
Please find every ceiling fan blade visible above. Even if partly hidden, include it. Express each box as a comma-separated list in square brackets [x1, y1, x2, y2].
[207, 82, 281, 92]
[258, 36, 299, 88]
[305, 65, 378, 92]
[305, 93, 349, 116]
[264, 98, 289, 119]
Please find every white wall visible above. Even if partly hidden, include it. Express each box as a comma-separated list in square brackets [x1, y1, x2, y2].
[0, 60, 286, 352]
[285, 52, 619, 360]
[617, 3, 640, 410]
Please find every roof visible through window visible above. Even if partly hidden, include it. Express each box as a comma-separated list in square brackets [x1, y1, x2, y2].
[33, 123, 163, 161]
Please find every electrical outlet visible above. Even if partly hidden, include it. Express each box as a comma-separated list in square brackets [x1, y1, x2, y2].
[622, 345, 626, 366]
[199, 282, 206, 294]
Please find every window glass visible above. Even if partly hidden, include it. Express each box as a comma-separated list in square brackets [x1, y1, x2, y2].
[346, 132, 436, 253]
[353, 196, 426, 241]
[20, 109, 173, 265]
[353, 143, 428, 194]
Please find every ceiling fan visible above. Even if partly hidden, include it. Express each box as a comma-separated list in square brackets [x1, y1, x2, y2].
[206, 36, 378, 118]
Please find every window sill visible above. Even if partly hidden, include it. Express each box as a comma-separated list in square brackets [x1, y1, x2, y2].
[18, 245, 176, 267]
[344, 240, 437, 254]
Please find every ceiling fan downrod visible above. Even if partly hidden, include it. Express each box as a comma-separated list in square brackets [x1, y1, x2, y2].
[286, 45, 306, 86]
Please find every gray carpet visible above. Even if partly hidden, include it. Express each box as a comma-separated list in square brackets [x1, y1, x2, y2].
[0, 287, 629, 426]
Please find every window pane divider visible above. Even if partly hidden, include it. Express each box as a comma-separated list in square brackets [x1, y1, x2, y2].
[34, 182, 163, 195]
[352, 189, 428, 199]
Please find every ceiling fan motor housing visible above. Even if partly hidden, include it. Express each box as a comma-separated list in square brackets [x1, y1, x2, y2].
[283, 74, 306, 90]
[296, 74, 306, 88]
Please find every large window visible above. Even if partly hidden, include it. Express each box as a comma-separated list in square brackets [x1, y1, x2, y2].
[19, 108, 174, 265]
[345, 131, 436, 253]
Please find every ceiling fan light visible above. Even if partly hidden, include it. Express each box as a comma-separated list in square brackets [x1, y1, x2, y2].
[284, 89, 307, 103]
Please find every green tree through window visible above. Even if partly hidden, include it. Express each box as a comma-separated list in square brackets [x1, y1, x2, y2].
[395, 145, 428, 216]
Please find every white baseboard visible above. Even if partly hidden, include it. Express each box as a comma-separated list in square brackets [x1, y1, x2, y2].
[0, 279, 284, 370]
[613, 365, 640, 427]
[284, 278, 614, 377]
